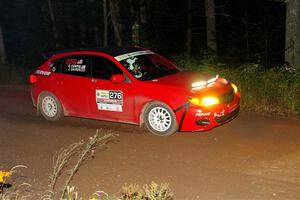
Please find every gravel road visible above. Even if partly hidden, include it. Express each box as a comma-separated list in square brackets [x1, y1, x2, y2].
[0, 84, 299, 199]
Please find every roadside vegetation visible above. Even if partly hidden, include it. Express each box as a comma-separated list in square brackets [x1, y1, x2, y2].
[1, 52, 300, 117]
[2, 54, 300, 117]
[0, 129, 173, 200]
[176, 55, 300, 117]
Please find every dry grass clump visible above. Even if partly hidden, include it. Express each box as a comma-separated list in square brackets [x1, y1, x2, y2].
[2, 129, 174, 200]
[42, 129, 117, 200]
[120, 182, 173, 200]
[0, 165, 31, 200]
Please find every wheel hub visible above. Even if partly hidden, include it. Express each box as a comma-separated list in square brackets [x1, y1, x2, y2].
[42, 96, 57, 118]
[148, 107, 172, 132]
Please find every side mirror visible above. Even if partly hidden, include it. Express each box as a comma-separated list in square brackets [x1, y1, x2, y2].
[111, 74, 125, 83]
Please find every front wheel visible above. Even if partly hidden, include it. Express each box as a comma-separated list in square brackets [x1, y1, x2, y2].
[38, 92, 63, 121]
[144, 102, 177, 136]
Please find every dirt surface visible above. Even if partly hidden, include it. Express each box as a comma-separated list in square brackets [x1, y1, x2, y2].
[0, 84, 299, 200]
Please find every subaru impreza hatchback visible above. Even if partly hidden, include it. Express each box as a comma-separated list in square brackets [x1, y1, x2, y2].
[30, 47, 240, 136]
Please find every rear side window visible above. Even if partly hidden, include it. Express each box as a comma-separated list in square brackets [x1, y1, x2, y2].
[49, 58, 64, 73]
[90, 56, 123, 80]
[61, 55, 90, 77]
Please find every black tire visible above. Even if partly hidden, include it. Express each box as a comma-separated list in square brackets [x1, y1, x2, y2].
[38, 92, 63, 121]
[144, 102, 177, 136]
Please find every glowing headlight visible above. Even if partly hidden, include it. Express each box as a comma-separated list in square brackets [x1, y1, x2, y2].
[189, 96, 220, 107]
[201, 97, 220, 107]
[231, 83, 238, 94]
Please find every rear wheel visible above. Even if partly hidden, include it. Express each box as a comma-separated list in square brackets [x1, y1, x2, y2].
[39, 92, 63, 121]
[144, 102, 177, 136]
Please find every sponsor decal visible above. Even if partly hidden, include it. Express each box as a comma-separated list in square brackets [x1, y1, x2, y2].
[195, 110, 211, 117]
[114, 50, 154, 61]
[214, 110, 225, 117]
[77, 59, 83, 64]
[66, 59, 86, 72]
[96, 90, 123, 112]
[35, 70, 51, 76]
[49, 62, 56, 72]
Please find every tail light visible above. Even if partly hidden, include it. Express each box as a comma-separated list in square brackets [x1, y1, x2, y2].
[29, 74, 37, 84]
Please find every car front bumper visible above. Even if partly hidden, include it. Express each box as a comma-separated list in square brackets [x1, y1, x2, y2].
[176, 94, 240, 132]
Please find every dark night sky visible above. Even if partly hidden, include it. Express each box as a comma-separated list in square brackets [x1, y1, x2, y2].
[0, 0, 286, 68]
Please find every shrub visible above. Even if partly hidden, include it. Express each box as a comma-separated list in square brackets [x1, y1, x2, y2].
[220, 64, 300, 116]
[175, 57, 300, 116]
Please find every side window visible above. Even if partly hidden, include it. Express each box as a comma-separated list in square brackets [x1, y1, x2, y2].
[61, 55, 90, 77]
[49, 57, 64, 73]
[91, 56, 123, 80]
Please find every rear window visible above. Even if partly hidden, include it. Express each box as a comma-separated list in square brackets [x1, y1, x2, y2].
[61, 55, 90, 77]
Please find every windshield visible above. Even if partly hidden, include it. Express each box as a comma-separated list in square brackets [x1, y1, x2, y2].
[119, 53, 180, 81]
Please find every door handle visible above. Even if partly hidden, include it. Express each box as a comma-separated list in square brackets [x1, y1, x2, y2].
[91, 79, 97, 83]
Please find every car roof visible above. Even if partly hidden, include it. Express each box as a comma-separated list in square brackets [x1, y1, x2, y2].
[43, 46, 144, 60]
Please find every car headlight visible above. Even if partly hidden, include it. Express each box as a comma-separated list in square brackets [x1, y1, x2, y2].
[189, 96, 220, 107]
[231, 83, 238, 94]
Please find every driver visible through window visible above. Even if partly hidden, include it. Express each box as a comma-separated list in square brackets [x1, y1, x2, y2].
[119, 54, 179, 80]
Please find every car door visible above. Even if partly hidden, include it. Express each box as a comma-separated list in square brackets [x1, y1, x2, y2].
[88, 55, 135, 123]
[52, 54, 91, 116]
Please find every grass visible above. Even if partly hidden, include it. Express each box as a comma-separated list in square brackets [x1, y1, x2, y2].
[175, 55, 300, 117]
[121, 182, 173, 200]
[44, 129, 118, 200]
[0, 129, 172, 200]
[0, 165, 31, 200]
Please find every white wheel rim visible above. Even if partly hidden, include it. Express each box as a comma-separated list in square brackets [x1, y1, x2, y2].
[42, 96, 58, 118]
[148, 107, 172, 132]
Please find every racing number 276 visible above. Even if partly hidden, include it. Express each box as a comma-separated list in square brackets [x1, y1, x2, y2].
[109, 91, 122, 100]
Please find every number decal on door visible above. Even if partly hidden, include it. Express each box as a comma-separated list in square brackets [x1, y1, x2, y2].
[96, 90, 123, 112]
[109, 91, 122, 100]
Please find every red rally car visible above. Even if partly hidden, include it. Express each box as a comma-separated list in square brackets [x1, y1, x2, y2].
[30, 47, 240, 136]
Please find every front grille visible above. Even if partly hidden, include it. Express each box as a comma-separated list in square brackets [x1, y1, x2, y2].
[219, 90, 234, 104]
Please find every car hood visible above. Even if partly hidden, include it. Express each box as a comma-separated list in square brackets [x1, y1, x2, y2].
[154, 71, 213, 86]
[147, 71, 232, 96]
